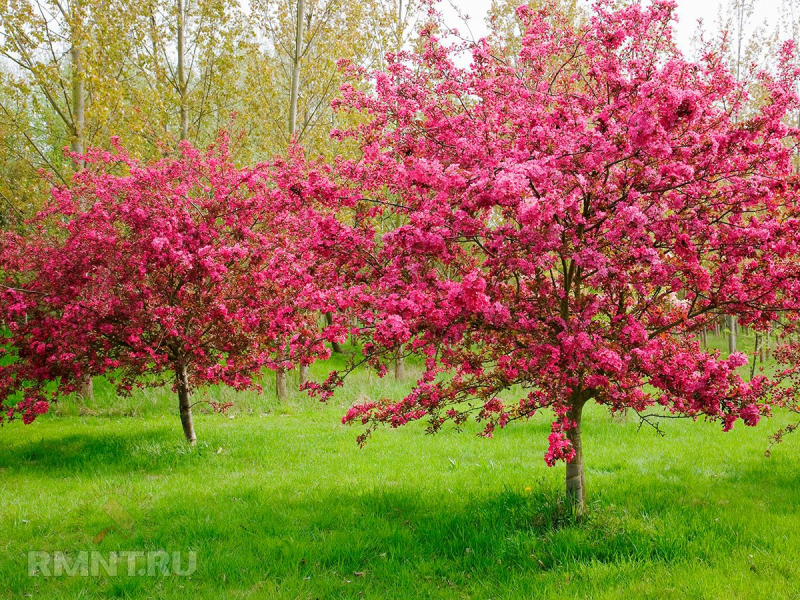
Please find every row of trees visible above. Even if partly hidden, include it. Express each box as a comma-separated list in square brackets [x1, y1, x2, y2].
[0, 0, 426, 221]
[3, 0, 800, 513]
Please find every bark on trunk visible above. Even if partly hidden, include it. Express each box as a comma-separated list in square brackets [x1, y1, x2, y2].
[70, 0, 85, 166]
[565, 398, 587, 516]
[150, 16, 166, 133]
[727, 315, 737, 355]
[325, 312, 344, 353]
[177, 0, 188, 141]
[751, 334, 760, 379]
[176, 364, 196, 445]
[70, 6, 88, 398]
[276, 368, 288, 400]
[288, 0, 305, 136]
[394, 348, 405, 380]
[298, 363, 309, 388]
[765, 329, 772, 362]
[78, 376, 93, 400]
[70, 47, 85, 156]
[70, 10, 88, 398]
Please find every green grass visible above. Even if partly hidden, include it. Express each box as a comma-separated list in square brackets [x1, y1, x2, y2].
[2, 339, 800, 599]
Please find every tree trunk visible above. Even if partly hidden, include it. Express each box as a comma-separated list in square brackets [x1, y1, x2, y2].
[396, 0, 404, 52]
[71, 3, 90, 401]
[276, 368, 288, 400]
[298, 363, 309, 388]
[394, 347, 405, 380]
[149, 15, 167, 134]
[78, 376, 93, 400]
[288, 0, 305, 136]
[176, 364, 196, 445]
[765, 329, 773, 362]
[751, 334, 760, 380]
[727, 315, 737, 355]
[177, 0, 188, 141]
[565, 397, 587, 516]
[325, 312, 344, 353]
[70, 0, 85, 162]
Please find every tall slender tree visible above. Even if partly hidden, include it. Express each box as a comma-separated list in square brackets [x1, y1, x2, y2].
[177, 0, 188, 140]
[288, 0, 304, 136]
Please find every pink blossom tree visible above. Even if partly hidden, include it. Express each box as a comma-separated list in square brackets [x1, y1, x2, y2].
[0, 139, 349, 443]
[327, 0, 800, 512]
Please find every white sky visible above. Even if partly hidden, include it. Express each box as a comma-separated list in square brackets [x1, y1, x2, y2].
[438, 0, 788, 56]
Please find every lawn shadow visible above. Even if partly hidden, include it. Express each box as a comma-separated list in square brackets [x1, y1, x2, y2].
[0, 426, 205, 476]
[124, 480, 703, 598]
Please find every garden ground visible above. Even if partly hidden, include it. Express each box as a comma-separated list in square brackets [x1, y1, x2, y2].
[2, 338, 799, 599]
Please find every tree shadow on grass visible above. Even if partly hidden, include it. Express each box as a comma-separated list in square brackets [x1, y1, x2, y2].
[0, 428, 208, 476]
[99, 482, 719, 599]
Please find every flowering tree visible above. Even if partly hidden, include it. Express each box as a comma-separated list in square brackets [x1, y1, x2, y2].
[266, 147, 360, 396]
[328, 0, 800, 511]
[0, 139, 348, 443]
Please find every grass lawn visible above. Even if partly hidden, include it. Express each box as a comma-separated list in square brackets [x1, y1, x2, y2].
[1, 338, 800, 599]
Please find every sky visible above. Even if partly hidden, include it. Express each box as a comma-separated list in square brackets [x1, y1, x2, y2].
[437, 0, 788, 56]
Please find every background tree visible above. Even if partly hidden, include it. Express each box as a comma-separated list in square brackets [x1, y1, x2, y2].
[0, 0, 428, 202]
[0, 0, 145, 398]
[249, 0, 422, 157]
[0, 0, 259, 198]
[128, 0, 254, 150]
[0, 0, 113, 199]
